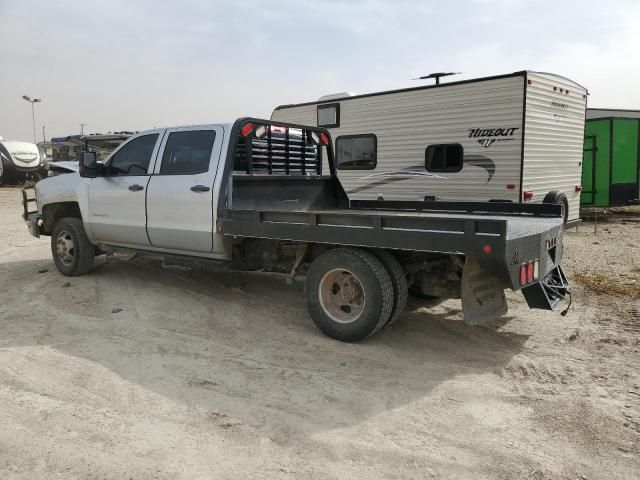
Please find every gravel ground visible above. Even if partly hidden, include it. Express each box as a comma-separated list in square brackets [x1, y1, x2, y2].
[0, 186, 638, 479]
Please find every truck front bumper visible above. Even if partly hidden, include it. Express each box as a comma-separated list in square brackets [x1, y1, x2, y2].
[25, 212, 42, 238]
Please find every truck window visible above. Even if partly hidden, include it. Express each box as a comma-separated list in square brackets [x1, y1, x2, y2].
[108, 134, 159, 175]
[336, 134, 377, 170]
[160, 130, 217, 175]
[425, 144, 463, 173]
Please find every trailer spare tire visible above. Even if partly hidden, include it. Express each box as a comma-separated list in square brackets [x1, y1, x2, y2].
[306, 248, 394, 342]
[543, 191, 569, 224]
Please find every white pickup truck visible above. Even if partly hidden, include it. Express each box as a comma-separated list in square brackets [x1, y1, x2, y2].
[23, 118, 570, 342]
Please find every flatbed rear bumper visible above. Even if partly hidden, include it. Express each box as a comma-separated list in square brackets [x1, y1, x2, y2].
[522, 265, 570, 311]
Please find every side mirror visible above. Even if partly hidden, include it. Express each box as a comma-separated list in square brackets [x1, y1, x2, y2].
[79, 151, 98, 178]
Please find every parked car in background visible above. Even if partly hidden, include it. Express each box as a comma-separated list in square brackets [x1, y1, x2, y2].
[0, 137, 45, 184]
[44, 133, 132, 177]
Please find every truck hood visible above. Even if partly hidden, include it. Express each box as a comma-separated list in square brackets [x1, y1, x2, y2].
[46, 161, 79, 174]
[0, 141, 41, 168]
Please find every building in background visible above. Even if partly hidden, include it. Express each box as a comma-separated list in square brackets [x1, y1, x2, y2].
[582, 109, 640, 207]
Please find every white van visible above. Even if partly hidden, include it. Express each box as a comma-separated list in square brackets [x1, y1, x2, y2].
[271, 71, 587, 226]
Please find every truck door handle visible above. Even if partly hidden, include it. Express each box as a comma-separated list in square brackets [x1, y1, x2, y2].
[190, 185, 210, 192]
[128, 184, 144, 191]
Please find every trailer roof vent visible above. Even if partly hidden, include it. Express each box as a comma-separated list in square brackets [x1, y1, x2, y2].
[317, 92, 355, 101]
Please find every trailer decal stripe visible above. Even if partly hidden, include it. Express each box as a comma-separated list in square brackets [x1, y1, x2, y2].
[345, 156, 496, 194]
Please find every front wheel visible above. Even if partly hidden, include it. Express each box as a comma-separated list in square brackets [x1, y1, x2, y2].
[306, 248, 394, 342]
[51, 217, 95, 276]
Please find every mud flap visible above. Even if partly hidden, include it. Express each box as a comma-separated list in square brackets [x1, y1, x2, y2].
[461, 257, 508, 326]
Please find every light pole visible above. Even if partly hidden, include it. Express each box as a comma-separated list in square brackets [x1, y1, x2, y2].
[22, 95, 42, 144]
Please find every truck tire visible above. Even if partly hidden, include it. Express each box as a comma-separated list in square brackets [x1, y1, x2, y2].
[543, 191, 569, 224]
[306, 248, 394, 342]
[51, 217, 95, 276]
[370, 249, 408, 327]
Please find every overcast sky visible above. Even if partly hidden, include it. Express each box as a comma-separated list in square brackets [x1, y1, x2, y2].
[1, 0, 639, 142]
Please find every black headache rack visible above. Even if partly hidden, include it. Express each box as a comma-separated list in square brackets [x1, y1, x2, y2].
[216, 118, 348, 220]
[233, 123, 324, 176]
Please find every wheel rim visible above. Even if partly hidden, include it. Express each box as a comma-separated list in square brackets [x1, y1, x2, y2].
[318, 268, 366, 324]
[55, 230, 75, 265]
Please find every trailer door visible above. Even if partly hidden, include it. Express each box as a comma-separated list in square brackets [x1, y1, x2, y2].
[581, 135, 597, 205]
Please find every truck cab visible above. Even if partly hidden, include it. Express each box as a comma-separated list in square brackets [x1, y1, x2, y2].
[32, 124, 231, 258]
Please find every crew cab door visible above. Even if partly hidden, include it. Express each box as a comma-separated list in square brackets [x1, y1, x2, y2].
[146, 126, 223, 253]
[88, 132, 162, 246]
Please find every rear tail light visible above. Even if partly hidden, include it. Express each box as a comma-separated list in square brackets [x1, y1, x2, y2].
[241, 122, 254, 137]
[506, 184, 516, 190]
[319, 132, 330, 145]
[520, 259, 539, 285]
[254, 125, 266, 138]
[575, 185, 582, 192]
[523, 190, 534, 201]
[520, 264, 527, 284]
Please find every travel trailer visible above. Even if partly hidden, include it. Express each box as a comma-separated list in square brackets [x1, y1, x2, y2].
[0, 137, 44, 184]
[271, 71, 587, 226]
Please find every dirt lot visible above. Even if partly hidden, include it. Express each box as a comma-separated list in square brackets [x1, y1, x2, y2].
[0, 186, 638, 479]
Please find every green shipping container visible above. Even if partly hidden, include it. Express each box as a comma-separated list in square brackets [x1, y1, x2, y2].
[582, 117, 640, 206]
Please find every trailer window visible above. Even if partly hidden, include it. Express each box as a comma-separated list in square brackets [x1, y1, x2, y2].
[336, 134, 377, 170]
[160, 130, 216, 175]
[317, 103, 340, 128]
[425, 144, 463, 172]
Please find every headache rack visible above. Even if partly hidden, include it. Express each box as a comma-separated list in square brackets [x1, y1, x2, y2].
[233, 122, 327, 176]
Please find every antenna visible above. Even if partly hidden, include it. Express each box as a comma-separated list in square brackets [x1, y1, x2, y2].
[412, 72, 461, 85]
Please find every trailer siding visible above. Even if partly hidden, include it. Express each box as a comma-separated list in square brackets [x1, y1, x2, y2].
[522, 72, 588, 222]
[272, 76, 526, 206]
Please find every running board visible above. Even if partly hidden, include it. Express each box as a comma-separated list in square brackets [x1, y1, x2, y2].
[103, 245, 227, 271]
